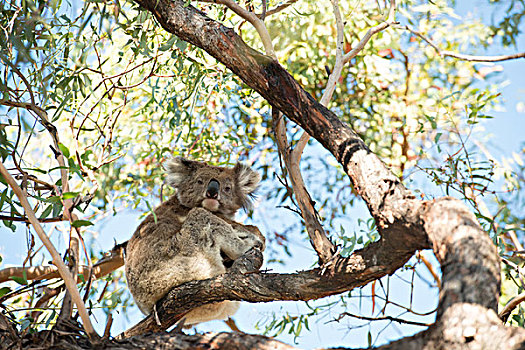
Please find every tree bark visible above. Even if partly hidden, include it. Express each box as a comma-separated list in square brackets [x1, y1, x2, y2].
[126, 0, 427, 326]
[93, 0, 525, 348]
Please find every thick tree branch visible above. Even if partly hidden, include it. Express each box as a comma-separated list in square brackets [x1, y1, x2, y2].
[132, 0, 412, 228]
[120, 2, 521, 349]
[122, 203, 429, 337]
[122, 197, 519, 347]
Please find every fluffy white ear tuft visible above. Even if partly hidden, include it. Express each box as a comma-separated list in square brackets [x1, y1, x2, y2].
[164, 157, 199, 188]
[234, 163, 261, 196]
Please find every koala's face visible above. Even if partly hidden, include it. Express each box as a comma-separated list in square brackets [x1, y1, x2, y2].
[165, 157, 261, 218]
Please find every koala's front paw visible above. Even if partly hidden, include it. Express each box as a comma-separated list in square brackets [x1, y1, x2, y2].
[218, 223, 265, 264]
[228, 247, 264, 274]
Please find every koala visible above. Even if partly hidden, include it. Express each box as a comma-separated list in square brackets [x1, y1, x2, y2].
[125, 157, 265, 326]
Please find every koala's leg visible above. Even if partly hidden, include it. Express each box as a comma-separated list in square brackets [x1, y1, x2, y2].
[183, 301, 240, 326]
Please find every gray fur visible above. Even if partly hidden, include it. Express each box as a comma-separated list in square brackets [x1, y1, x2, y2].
[125, 158, 264, 325]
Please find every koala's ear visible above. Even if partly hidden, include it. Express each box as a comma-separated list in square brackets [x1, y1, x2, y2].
[234, 163, 261, 196]
[164, 157, 200, 187]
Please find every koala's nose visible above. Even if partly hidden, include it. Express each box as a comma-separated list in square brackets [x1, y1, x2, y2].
[206, 179, 220, 199]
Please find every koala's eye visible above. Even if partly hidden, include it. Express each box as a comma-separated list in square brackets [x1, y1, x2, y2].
[197, 179, 204, 185]
[224, 186, 231, 193]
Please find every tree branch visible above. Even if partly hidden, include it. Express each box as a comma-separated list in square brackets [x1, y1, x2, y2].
[0, 214, 64, 223]
[343, 0, 397, 64]
[206, 0, 275, 57]
[122, 207, 429, 337]
[334, 311, 432, 327]
[0, 162, 99, 339]
[0, 242, 125, 284]
[272, 110, 335, 264]
[258, 0, 297, 18]
[400, 25, 525, 62]
[500, 292, 525, 323]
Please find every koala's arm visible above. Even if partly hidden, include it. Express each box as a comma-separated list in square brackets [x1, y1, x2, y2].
[182, 208, 265, 262]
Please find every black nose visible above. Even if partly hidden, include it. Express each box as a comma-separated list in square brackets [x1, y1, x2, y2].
[206, 179, 220, 199]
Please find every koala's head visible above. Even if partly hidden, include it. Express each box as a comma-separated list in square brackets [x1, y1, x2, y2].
[165, 157, 261, 218]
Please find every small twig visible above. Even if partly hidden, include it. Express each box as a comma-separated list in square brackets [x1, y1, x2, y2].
[224, 317, 242, 332]
[0, 215, 65, 223]
[0, 161, 99, 339]
[258, 0, 297, 18]
[103, 313, 113, 338]
[343, 0, 397, 64]
[502, 258, 525, 289]
[399, 24, 525, 62]
[333, 311, 432, 327]
[500, 292, 525, 323]
[30, 286, 63, 322]
[260, 0, 266, 20]
[0, 57, 36, 105]
[203, 0, 275, 56]
[0, 100, 48, 124]
[416, 251, 441, 289]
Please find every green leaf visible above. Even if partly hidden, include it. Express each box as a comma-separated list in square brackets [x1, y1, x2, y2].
[40, 204, 53, 219]
[10, 274, 27, 286]
[159, 35, 177, 51]
[175, 40, 187, 52]
[58, 143, 70, 158]
[71, 220, 93, 228]
[0, 286, 11, 298]
[25, 167, 47, 174]
[52, 203, 63, 218]
[62, 192, 79, 200]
